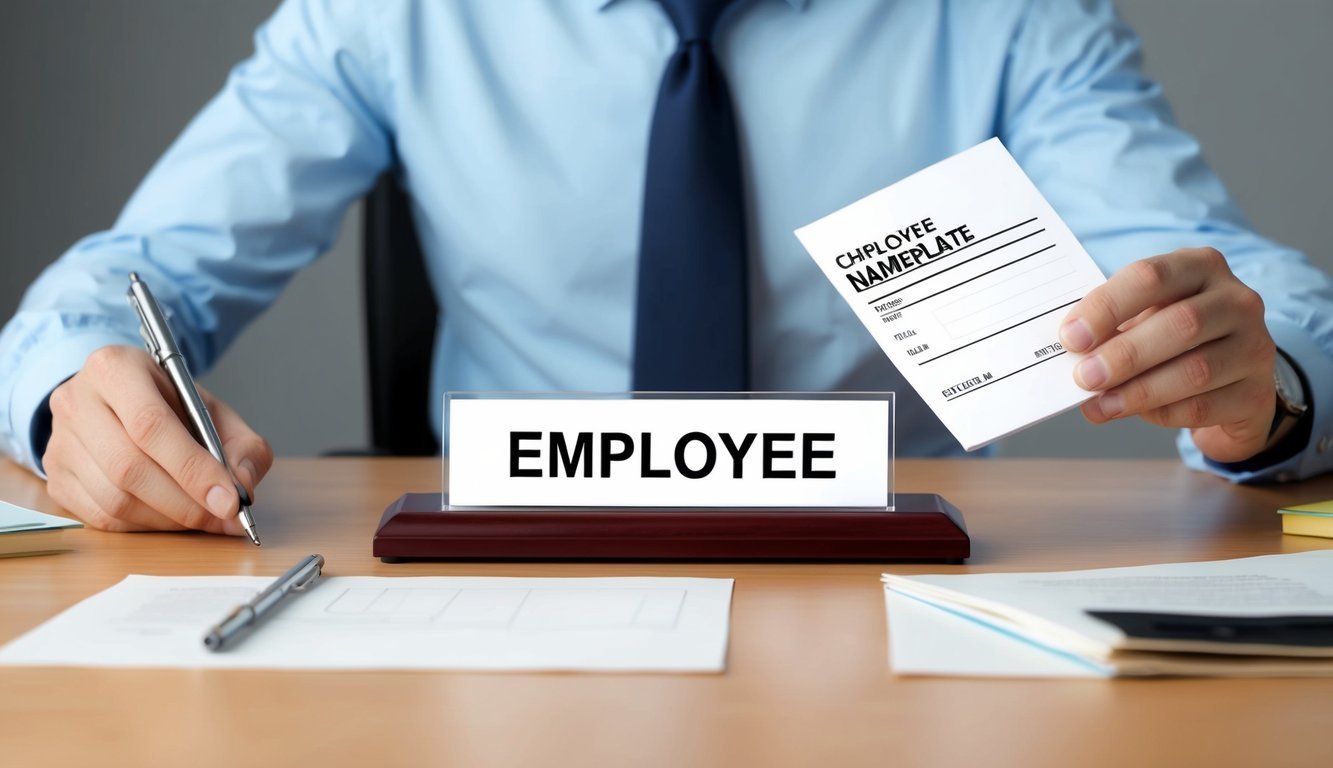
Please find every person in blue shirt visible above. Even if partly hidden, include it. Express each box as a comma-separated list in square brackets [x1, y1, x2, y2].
[2, 0, 1330, 535]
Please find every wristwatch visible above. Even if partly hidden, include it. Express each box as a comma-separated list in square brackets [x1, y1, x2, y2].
[1269, 351, 1309, 442]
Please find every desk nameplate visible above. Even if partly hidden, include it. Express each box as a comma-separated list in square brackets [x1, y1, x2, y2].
[373, 492, 969, 563]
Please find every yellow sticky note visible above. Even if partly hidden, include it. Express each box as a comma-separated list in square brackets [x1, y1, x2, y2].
[1278, 500, 1333, 539]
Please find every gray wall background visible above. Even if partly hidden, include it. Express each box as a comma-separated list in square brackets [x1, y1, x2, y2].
[2, 0, 1330, 458]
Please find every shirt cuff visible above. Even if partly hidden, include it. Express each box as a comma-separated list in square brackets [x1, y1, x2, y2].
[6, 333, 137, 477]
[1179, 319, 1333, 483]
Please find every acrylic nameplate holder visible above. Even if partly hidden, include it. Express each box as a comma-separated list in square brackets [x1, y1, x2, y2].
[373, 392, 968, 562]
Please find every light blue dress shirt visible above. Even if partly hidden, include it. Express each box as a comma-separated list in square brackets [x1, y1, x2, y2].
[4, 0, 1332, 482]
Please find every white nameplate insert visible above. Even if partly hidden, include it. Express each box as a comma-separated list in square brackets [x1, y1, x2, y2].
[447, 398, 890, 508]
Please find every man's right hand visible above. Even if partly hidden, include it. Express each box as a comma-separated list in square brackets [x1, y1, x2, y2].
[41, 345, 273, 534]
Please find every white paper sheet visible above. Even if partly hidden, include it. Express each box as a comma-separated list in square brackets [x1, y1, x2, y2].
[0, 575, 733, 672]
[885, 590, 1109, 678]
[794, 138, 1107, 450]
[0, 499, 82, 532]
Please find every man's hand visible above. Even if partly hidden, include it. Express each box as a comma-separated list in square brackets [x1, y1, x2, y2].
[1060, 247, 1277, 463]
[42, 345, 273, 533]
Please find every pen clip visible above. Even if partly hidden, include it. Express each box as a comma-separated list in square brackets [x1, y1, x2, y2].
[126, 293, 149, 347]
[126, 275, 164, 362]
[137, 325, 161, 360]
[292, 556, 324, 591]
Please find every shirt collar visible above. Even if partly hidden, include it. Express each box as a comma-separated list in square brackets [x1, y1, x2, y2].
[594, 0, 808, 12]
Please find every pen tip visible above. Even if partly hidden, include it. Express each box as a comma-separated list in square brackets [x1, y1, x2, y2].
[238, 507, 260, 546]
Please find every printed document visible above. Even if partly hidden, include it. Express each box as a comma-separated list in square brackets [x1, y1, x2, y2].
[0, 575, 733, 672]
[883, 551, 1333, 677]
[795, 138, 1106, 450]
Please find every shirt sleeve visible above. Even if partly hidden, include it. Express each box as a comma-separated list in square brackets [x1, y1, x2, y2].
[998, 0, 1333, 482]
[0, 0, 393, 474]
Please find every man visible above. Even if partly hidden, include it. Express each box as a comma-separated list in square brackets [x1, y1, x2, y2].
[2, 0, 1330, 535]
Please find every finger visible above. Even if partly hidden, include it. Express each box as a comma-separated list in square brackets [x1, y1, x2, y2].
[47, 464, 144, 533]
[1061, 249, 1224, 353]
[88, 349, 242, 520]
[66, 436, 244, 535]
[52, 471, 243, 536]
[1070, 289, 1235, 393]
[1189, 393, 1280, 463]
[1084, 371, 1272, 436]
[200, 387, 273, 499]
[43, 386, 147, 532]
[1079, 338, 1253, 422]
[73, 396, 224, 531]
[1114, 305, 1161, 335]
[43, 428, 137, 532]
[56, 435, 189, 532]
[142, 357, 190, 421]
[1167, 377, 1275, 465]
[1145, 374, 1274, 432]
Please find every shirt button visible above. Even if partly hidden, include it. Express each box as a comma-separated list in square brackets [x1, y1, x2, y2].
[1319, 436, 1331, 454]
[1277, 471, 1297, 482]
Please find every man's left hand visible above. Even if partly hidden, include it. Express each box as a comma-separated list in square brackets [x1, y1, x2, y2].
[1060, 247, 1277, 463]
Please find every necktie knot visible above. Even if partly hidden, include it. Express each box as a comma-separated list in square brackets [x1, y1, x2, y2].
[657, 0, 744, 46]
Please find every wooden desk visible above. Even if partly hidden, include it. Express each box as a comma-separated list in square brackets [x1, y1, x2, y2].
[2, 457, 1331, 768]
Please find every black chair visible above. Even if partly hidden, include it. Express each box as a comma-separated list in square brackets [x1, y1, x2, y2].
[361, 175, 441, 456]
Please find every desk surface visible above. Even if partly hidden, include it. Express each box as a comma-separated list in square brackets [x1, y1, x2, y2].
[2, 457, 1331, 768]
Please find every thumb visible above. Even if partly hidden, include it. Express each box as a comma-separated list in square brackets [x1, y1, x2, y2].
[201, 387, 274, 500]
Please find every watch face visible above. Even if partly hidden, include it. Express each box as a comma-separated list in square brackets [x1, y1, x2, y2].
[1274, 356, 1308, 415]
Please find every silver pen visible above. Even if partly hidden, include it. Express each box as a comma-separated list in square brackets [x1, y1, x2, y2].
[126, 272, 261, 545]
[204, 554, 324, 651]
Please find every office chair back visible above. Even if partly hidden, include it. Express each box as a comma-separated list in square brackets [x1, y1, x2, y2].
[363, 175, 441, 456]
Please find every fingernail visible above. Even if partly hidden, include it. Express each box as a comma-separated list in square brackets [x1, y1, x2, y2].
[1098, 392, 1124, 418]
[1061, 318, 1095, 352]
[206, 485, 235, 518]
[1076, 356, 1109, 389]
[1082, 397, 1104, 422]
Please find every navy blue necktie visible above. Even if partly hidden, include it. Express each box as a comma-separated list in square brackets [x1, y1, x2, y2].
[633, 0, 749, 391]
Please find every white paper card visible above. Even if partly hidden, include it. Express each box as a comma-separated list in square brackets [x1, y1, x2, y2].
[885, 589, 1109, 678]
[794, 138, 1106, 450]
[0, 500, 82, 532]
[0, 575, 734, 672]
[448, 398, 890, 507]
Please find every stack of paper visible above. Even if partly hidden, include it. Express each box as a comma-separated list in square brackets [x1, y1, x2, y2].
[883, 551, 1333, 678]
[1, 500, 82, 558]
[1278, 499, 1333, 539]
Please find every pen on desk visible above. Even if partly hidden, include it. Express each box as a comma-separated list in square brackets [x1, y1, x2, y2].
[126, 272, 261, 545]
[204, 554, 325, 651]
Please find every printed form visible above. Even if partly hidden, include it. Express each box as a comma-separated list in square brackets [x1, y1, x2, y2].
[795, 138, 1107, 450]
[0, 575, 733, 672]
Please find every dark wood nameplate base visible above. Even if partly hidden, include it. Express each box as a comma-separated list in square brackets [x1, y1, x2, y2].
[373, 493, 969, 563]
